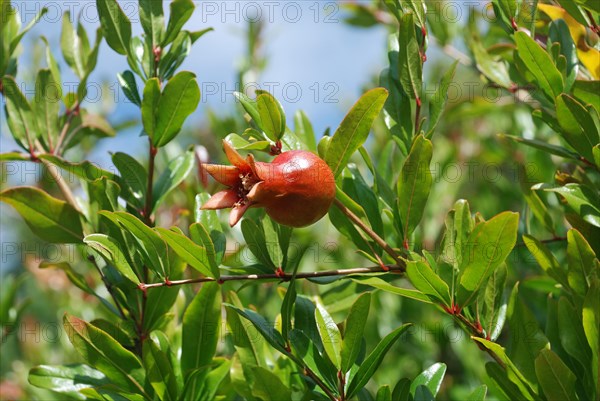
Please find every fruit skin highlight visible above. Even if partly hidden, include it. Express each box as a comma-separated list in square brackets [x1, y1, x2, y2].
[200, 141, 336, 228]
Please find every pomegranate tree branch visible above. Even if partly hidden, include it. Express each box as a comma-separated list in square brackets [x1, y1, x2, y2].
[139, 264, 403, 290]
[333, 198, 404, 265]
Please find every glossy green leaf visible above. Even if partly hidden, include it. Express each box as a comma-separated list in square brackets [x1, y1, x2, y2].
[139, 0, 164, 48]
[0, 186, 83, 243]
[583, 279, 600, 398]
[546, 184, 600, 228]
[514, 31, 563, 100]
[33, 69, 61, 150]
[557, 297, 592, 370]
[407, 261, 451, 306]
[84, 234, 139, 284]
[457, 212, 519, 308]
[325, 88, 388, 177]
[555, 94, 599, 161]
[163, 0, 195, 46]
[112, 152, 147, 203]
[315, 301, 342, 369]
[2, 76, 39, 149]
[346, 324, 412, 398]
[398, 13, 422, 100]
[250, 366, 292, 401]
[427, 61, 457, 136]
[95, 0, 131, 55]
[485, 362, 531, 401]
[572, 80, 600, 111]
[535, 349, 576, 401]
[341, 292, 371, 373]
[153, 72, 200, 147]
[523, 234, 568, 287]
[28, 364, 109, 400]
[410, 363, 447, 397]
[256, 90, 286, 141]
[7, 7, 47, 55]
[142, 333, 177, 401]
[467, 385, 488, 401]
[241, 219, 275, 269]
[567, 229, 596, 296]
[141, 78, 161, 139]
[60, 12, 85, 78]
[294, 110, 317, 150]
[225, 304, 287, 354]
[152, 147, 195, 213]
[507, 283, 549, 383]
[117, 71, 141, 107]
[289, 329, 337, 391]
[351, 276, 432, 303]
[376, 385, 392, 401]
[482, 264, 508, 341]
[155, 227, 213, 278]
[99, 211, 168, 277]
[181, 282, 221, 376]
[398, 135, 433, 243]
[63, 314, 146, 396]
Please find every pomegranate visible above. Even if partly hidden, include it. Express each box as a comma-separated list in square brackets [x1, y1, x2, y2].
[201, 140, 336, 227]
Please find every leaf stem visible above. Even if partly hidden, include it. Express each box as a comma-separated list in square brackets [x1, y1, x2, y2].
[144, 140, 157, 226]
[139, 264, 401, 290]
[54, 102, 79, 155]
[305, 367, 338, 401]
[333, 198, 404, 265]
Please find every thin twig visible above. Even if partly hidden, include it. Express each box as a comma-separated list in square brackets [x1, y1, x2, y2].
[305, 367, 338, 401]
[333, 198, 404, 265]
[139, 264, 401, 290]
[144, 140, 157, 226]
[54, 103, 79, 154]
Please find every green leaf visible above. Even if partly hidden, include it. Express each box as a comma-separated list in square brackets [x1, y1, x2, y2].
[397, 135, 433, 243]
[315, 301, 342, 369]
[495, 0, 518, 22]
[535, 349, 576, 401]
[294, 110, 317, 151]
[583, 279, 600, 398]
[153, 71, 200, 147]
[2, 75, 39, 149]
[8, 7, 48, 55]
[289, 329, 337, 391]
[341, 292, 371, 373]
[376, 385, 392, 401]
[457, 212, 519, 308]
[28, 364, 109, 400]
[63, 314, 146, 396]
[522, 234, 569, 287]
[225, 304, 287, 354]
[485, 362, 531, 401]
[141, 78, 161, 139]
[514, 31, 563, 100]
[555, 94, 599, 160]
[234, 91, 262, 126]
[325, 88, 389, 177]
[558, 297, 592, 370]
[482, 264, 508, 341]
[163, 0, 195, 46]
[181, 282, 221, 376]
[241, 219, 275, 269]
[427, 61, 457, 136]
[111, 152, 147, 204]
[189, 222, 220, 276]
[142, 333, 178, 401]
[152, 147, 195, 213]
[499, 134, 580, 160]
[250, 366, 292, 401]
[84, 234, 139, 284]
[61, 11, 85, 78]
[351, 276, 432, 303]
[398, 13, 422, 101]
[139, 0, 164, 48]
[0, 186, 83, 243]
[546, 184, 600, 228]
[117, 71, 141, 107]
[467, 385, 488, 401]
[33, 69, 61, 151]
[406, 261, 451, 306]
[95, 0, 131, 55]
[346, 324, 413, 398]
[155, 227, 213, 278]
[567, 229, 596, 296]
[410, 363, 447, 397]
[99, 211, 168, 277]
[262, 217, 284, 268]
[507, 283, 549, 383]
[256, 90, 286, 141]
[573, 80, 600, 112]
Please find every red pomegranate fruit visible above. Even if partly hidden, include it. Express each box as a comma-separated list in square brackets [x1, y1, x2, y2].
[201, 141, 336, 227]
